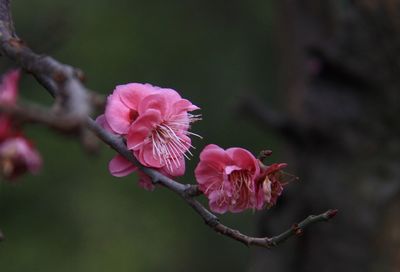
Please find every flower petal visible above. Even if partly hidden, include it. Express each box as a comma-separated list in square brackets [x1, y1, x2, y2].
[173, 99, 200, 115]
[108, 155, 137, 177]
[0, 69, 20, 105]
[199, 144, 231, 171]
[138, 92, 169, 116]
[105, 93, 132, 134]
[195, 162, 224, 194]
[208, 190, 229, 214]
[116, 83, 156, 110]
[126, 109, 162, 150]
[226, 147, 259, 175]
[95, 114, 113, 132]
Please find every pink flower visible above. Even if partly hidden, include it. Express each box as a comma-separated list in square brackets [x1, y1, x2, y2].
[194, 144, 261, 214]
[0, 70, 21, 142]
[0, 69, 20, 105]
[0, 116, 14, 142]
[0, 136, 42, 180]
[97, 83, 200, 189]
[256, 163, 288, 208]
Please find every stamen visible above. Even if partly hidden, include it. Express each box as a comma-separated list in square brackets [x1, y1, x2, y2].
[148, 115, 201, 171]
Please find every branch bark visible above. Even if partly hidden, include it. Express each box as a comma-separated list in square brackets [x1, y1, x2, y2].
[0, 0, 337, 247]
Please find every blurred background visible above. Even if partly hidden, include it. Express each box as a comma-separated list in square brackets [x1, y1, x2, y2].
[1, 0, 400, 271]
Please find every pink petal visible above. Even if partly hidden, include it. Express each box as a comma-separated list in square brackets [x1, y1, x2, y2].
[138, 143, 163, 168]
[172, 99, 200, 115]
[226, 147, 259, 175]
[0, 136, 42, 178]
[126, 109, 162, 150]
[126, 127, 150, 150]
[199, 144, 231, 171]
[105, 93, 132, 134]
[95, 114, 113, 132]
[255, 187, 266, 210]
[0, 69, 20, 105]
[195, 162, 223, 192]
[116, 83, 157, 110]
[138, 92, 169, 116]
[208, 191, 229, 214]
[25, 147, 42, 173]
[159, 88, 182, 102]
[0, 116, 13, 141]
[224, 165, 241, 175]
[108, 155, 137, 177]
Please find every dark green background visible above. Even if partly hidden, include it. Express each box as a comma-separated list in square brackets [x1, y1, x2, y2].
[0, 1, 283, 271]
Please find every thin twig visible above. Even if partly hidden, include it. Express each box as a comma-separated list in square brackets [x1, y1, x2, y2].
[87, 118, 337, 248]
[213, 209, 338, 247]
[0, 0, 337, 248]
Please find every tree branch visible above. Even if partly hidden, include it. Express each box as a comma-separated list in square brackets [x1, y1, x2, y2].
[0, 0, 90, 127]
[0, 0, 337, 248]
[86, 114, 337, 248]
[0, 102, 84, 131]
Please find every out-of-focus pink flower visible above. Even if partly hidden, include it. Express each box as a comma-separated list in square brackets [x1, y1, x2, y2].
[0, 70, 21, 142]
[256, 163, 287, 208]
[195, 144, 260, 214]
[97, 83, 200, 183]
[0, 136, 42, 180]
[0, 69, 20, 105]
[0, 116, 14, 142]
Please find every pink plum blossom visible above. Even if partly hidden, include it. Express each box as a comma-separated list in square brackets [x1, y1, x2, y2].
[97, 83, 200, 189]
[0, 116, 14, 142]
[0, 69, 20, 105]
[0, 69, 43, 181]
[0, 70, 21, 142]
[0, 136, 42, 180]
[194, 144, 261, 214]
[256, 163, 288, 208]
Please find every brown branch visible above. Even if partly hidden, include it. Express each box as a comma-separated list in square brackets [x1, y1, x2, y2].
[0, 102, 84, 131]
[0, 228, 4, 241]
[87, 118, 337, 248]
[238, 95, 334, 145]
[0, 0, 337, 248]
[214, 209, 338, 247]
[0, 0, 91, 128]
[238, 96, 304, 139]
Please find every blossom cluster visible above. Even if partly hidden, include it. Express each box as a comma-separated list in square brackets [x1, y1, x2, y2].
[195, 144, 287, 213]
[100, 82, 290, 213]
[0, 70, 42, 180]
[96, 83, 200, 190]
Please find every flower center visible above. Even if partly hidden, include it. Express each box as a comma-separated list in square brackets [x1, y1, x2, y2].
[150, 123, 190, 171]
[128, 110, 139, 123]
[149, 113, 201, 171]
[228, 170, 253, 204]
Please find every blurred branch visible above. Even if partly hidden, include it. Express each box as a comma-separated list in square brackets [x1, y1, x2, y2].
[238, 96, 332, 145]
[0, 0, 337, 248]
[238, 96, 305, 141]
[0, 228, 4, 241]
[0, 0, 91, 128]
[0, 102, 84, 131]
